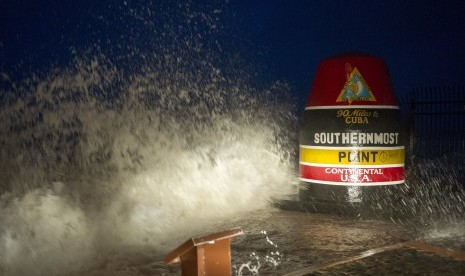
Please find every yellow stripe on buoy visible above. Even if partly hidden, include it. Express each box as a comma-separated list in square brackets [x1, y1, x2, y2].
[300, 146, 404, 165]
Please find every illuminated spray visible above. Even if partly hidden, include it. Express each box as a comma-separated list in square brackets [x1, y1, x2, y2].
[0, 2, 298, 274]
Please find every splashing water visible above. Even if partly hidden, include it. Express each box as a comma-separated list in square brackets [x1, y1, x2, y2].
[402, 154, 465, 225]
[2, 1, 465, 275]
[0, 54, 298, 275]
[234, 230, 282, 276]
[0, 2, 299, 275]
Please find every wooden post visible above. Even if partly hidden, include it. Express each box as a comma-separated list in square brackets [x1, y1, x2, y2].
[165, 227, 243, 276]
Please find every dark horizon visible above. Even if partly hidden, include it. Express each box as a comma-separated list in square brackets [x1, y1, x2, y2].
[2, 1, 465, 107]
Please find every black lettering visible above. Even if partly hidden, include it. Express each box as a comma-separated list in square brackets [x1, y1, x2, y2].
[338, 152, 346, 162]
[371, 151, 378, 162]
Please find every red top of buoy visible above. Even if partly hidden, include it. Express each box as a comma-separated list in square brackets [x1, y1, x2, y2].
[306, 55, 398, 107]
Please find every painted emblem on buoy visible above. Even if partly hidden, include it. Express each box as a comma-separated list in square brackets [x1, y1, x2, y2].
[336, 67, 376, 104]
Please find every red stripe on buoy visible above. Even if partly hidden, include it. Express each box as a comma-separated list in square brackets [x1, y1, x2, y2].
[300, 164, 404, 185]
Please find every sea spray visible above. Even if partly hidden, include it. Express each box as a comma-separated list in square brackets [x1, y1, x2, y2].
[234, 231, 282, 276]
[0, 2, 299, 273]
[0, 51, 299, 274]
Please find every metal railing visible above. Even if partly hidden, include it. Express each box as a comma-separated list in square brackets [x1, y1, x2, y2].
[399, 86, 465, 178]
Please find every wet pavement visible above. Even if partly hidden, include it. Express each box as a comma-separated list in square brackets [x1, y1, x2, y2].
[213, 210, 465, 275]
[305, 248, 465, 275]
[285, 241, 465, 276]
[83, 209, 465, 275]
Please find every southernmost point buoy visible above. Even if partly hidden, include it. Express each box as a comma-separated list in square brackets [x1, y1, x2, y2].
[299, 54, 405, 216]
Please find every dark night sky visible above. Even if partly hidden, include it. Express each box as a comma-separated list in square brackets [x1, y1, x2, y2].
[232, 1, 465, 102]
[1, 0, 465, 106]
